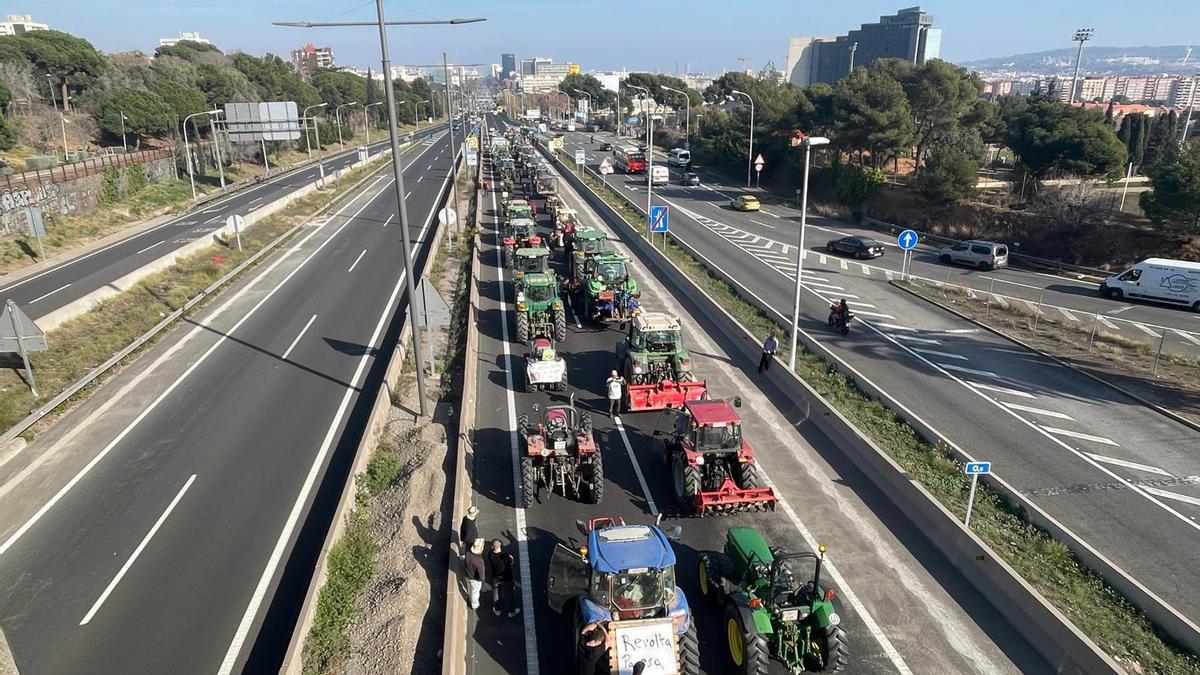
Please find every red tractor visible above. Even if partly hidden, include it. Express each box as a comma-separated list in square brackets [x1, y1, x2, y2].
[518, 396, 604, 507]
[656, 398, 777, 516]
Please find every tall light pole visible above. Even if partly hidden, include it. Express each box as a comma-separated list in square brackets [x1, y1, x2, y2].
[615, 85, 622, 136]
[1070, 28, 1094, 104]
[119, 111, 128, 152]
[661, 85, 690, 146]
[45, 74, 58, 113]
[416, 99, 429, 128]
[788, 136, 830, 369]
[273, 9, 486, 418]
[302, 102, 327, 158]
[731, 89, 755, 187]
[1181, 74, 1198, 145]
[627, 85, 656, 236]
[572, 88, 592, 126]
[182, 108, 221, 200]
[59, 114, 69, 162]
[212, 110, 227, 188]
[442, 53, 461, 240]
[364, 101, 383, 148]
[335, 101, 358, 147]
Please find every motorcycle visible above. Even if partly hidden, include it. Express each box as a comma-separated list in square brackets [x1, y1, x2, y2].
[827, 303, 853, 336]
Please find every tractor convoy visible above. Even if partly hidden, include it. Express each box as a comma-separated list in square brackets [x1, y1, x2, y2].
[486, 120, 845, 674]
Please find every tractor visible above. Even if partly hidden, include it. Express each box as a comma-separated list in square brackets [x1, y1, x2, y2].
[515, 272, 567, 344]
[568, 228, 611, 280]
[502, 218, 541, 268]
[546, 517, 700, 675]
[571, 252, 636, 323]
[502, 198, 532, 222]
[523, 337, 568, 392]
[655, 399, 776, 515]
[518, 396, 601, 505]
[512, 247, 551, 287]
[615, 312, 707, 411]
[699, 527, 848, 674]
[536, 173, 558, 199]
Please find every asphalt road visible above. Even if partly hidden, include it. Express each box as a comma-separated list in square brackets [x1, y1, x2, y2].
[464, 115, 1049, 675]
[0, 124, 464, 673]
[1, 122, 450, 321]
[551, 127, 1200, 633]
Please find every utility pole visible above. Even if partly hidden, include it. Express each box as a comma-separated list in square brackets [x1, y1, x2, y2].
[120, 111, 128, 152]
[1181, 74, 1198, 146]
[443, 52, 461, 241]
[731, 89, 755, 187]
[365, 101, 383, 150]
[1070, 28, 1094, 104]
[848, 42, 858, 75]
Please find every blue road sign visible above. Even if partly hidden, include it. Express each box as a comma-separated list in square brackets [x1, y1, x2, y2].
[650, 205, 669, 233]
[964, 461, 992, 475]
[683, 140, 691, 150]
[897, 229, 918, 251]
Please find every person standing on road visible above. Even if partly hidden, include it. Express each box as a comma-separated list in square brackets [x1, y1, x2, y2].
[759, 333, 779, 373]
[606, 370, 625, 417]
[487, 539, 521, 617]
[459, 505, 479, 554]
[464, 538, 486, 610]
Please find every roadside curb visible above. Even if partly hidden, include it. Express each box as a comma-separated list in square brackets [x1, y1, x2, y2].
[889, 280, 1200, 436]
[0, 626, 16, 675]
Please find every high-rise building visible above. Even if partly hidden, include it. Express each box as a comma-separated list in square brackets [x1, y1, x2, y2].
[1077, 76, 1110, 103]
[291, 43, 335, 76]
[786, 6, 941, 86]
[501, 53, 517, 78]
[520, 58, 536, 76]
[0, 14, 48, 35]
[1170, 76, 1200, 108]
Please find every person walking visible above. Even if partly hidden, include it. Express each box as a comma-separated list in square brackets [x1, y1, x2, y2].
[463, 538, 486, 610]
[487, 539, 521, 617]
[459, 505, 479, 554]
[759, 333, 779, 373]
[606, 370, 625, 417]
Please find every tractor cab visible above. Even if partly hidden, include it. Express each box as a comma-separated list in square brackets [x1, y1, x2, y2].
[518, 273, 559, 305]
[513, 247, 551, 281]
[671, 399, 747, 457]
[589, 255, 628, 286]
[503, 199, 531, 222]
[626, 313, 687, 361]
[555, 207, 580, 231]
[505, 218, 540, 248]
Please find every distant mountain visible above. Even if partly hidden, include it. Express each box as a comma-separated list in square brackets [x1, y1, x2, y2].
[960, 45, 1196, 77]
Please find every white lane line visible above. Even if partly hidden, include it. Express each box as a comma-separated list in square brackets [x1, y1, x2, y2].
[282, 314, 318, 360]
[760, 209, 781, 218]
[749, 218, 775, 229]
[382, 214, 394, 228]
[861, 265, 871, 275]
[848, 302, 878, 309]
[1179, 331, 1200, 346]
[1134, 323, 1161, 338]
[819, 254, 827, 265]
[845, 309, 895, 319]
[939, 364, 1000, 379]
[247, 197, 264, 206]
[891, 334, 941, 345]
[28, 283, 71, 304]
[613, 417, 659, 516]
[427, 163, 433, 170]
[80, 474, 196, 625]
[1001, 402, 1073, 420]
[136, 240, 166, 255]
[1096, 315, 1118, 330]
[1142, 487, 1200, 507]
[932, 328, 981, 335]
[1085, 453, 1171, 476]
[911, 348, 967, 361]
[417, 176, 424, 183]
[347, 249, 367, 273]
[1040, 426, 1119, 446]
[967, 381, 1036, 399]
[875, 323, 918, 332]
[839, 259, 848, 270]
[978, 274, 1040, 290]
[800, 282, 844, 292]
[1107, 305, 1135, 315]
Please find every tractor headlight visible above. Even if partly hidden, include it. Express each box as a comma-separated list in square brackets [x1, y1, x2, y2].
[829, 612, 841, 626]
[540, 448, 550, 457]
[517, 301, 526, 311]
[554, 299, 562, 309]
[695, 456, 705, 465]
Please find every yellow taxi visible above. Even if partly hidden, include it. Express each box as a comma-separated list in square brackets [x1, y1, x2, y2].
[730, 195, 761, 212]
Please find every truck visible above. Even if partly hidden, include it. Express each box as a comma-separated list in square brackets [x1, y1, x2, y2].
[1099, 258, 1200, 311]
[667, 148, 691, 168]
[547, 517, 700, 675]
[648, 165, 670, 186]
[615, 313, 707, 412]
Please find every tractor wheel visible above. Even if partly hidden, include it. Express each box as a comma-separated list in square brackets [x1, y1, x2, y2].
[806, 624, 849, 672]
[503, 248, 513, 268]
[700, 552, 734, 603]
[678, 618, 701, 675]
[515, 312, 529, 344]
[580, 413, 593, 438]
[556, 369, 568, 392]
[519, 456, 536, 508]
[554, 306, 567, 341]
[737, 461, 765, 489]
[671, 450, 701, 512]
[582, 452, 604, 504]
[517, 415, 529, 439]
[724, 602, 769, 675]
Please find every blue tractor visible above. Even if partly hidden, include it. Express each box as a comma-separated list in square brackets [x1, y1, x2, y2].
[547, 517, 700, 674]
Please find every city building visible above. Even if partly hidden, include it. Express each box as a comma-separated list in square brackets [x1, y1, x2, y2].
[0, 14, 48, 35]
[785, 6, 941, 86]
[501, 53, 517, 78]
[337, 67, 384, 82]
[391, 66, 427, 82]
[1077, 76, 1112, 102]
[291, 43, 335, 77]
[592, 70, 627, 92]
[1171, 76, 1199, 108]
[158, 31, 212, 48]
[520, 58, 536, 76]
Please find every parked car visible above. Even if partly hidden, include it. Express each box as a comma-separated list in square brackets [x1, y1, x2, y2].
[826, 236, 885, 259]
[938, 240, 1009, 270]
[680, 172, 700, 186]
[599, 141, 613, 151]
[730, 195, 761, 212]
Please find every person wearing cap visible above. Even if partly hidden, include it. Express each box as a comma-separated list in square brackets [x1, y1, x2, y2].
[606, 370, 625, 417]
[460, 505, 480, 555]
[464, 538, 486, 610]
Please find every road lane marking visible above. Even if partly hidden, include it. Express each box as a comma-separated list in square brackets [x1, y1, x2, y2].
[848, 302, 878, 309]
[1059, 307, 1079, 321]
[967, 382, 1035, 399]
[839, 259, 848, 270]
[891, 334, 941, 345]
[1179, 331, 1200, 346]
[247, 197, 263, 206]
[613, 416, 659, 516]
[1085, 453, 1171, 476]
[861, 265, 871, 275]
[1001, 402, 1072, 420]
[282, 314, 318, 360]
[749, 218, 774, 229]
[819, 254, 827, 265]
[760, 209, 781, 218]
[939, 364, 1000, 379]
[978, 274, 1040, 290]
[911, 348, 967, 361]
[1134, 323, 1161, 338]
[1040, 426, 1119, 446]
[1107, 305, 1134, 315]
[136, 240, 166, 255]
[1097, 315, 1119, 330]
[842, 309, 894, 319]
[417, 175, 424, 183]
[932, 328, 981, 335]
[28, 283, 71, 304]
[382, 214, 394, 228]
[80, 474, 196, 625]
[1142, 487, 1200, 507]
[875, 323, 917, 332]
[347, 249, 367, 273]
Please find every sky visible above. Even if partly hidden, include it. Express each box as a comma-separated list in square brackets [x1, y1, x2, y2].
[26, 0, 1200, 74]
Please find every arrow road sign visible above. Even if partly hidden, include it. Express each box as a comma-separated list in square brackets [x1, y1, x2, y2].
[897, 229, 918, 251]
[964, 461, 992, 475]
[649, 205, 669, 233]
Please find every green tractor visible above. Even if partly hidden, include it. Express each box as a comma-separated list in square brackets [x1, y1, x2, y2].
[568, 228, 611, 280]
[571, 252, 631, 319]
[512, 247, 551, 287]
[515, 272, 567, 344]
[699, 527, 848, 674]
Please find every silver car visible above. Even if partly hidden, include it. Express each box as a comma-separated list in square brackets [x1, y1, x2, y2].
[938, 240, 1009, 271]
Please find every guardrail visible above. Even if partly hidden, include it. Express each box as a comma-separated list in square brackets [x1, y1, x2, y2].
[3, 148, 173, 191]
[540, 138, 1132, 671]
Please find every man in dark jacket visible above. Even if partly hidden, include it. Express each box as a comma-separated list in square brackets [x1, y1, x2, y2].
[464, 538, 486, 610]
[459, 505, 479, 553]
[487, 539, 521, 617]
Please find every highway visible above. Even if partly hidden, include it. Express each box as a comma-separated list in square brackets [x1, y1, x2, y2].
[0, 124, 462, 673]
[465, 115, 1051, 674]
[0, 122, 448, 322]
[550, 127, 1200, 632]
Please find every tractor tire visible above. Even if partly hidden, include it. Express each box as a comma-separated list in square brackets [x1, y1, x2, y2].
[515, 312, 529, 344]
[737, 461, 765, 489]
[582, 452, 604, 504]
[520, 456, 536, 508]
[580, 413, 594, 439]
[671, 450, 701, 512]
[556, 369, 568, 392]
[806, 624, 849, 672]
[724, 601, 769, 675]
[517, 414, 529, 439]
[700, 552, 735, 603]
[554, 306, 567, 342]
[503, 248, 513, 269]
[678, 618, 701, 675]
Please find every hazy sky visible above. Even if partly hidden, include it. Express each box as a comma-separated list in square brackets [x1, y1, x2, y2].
[27, 0, 1200, 73]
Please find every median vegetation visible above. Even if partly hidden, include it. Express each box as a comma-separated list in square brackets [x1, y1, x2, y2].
[572, 162, 1200, 674]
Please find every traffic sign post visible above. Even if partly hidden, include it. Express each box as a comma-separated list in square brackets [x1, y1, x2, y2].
[1, 300, 47, 396]
[963, 461, 992, 527]
[897, 229, 918, 281]
[225, 214, 246, 252]
[574, 148, 586, 168]
[754, 153, 765, 189]
[414, 276, 451, 376]
[25, 206, 46, 260]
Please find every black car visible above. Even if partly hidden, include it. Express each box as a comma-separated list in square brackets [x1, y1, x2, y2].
[599, 141, 613, 151]
[826, 236, 885, 259]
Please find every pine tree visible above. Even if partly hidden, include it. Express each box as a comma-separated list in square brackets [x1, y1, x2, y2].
[1117, 114, 1132, 146]
[1104, 100, 1115, 127]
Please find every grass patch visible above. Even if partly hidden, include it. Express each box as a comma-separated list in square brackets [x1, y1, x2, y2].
[302, 502, 375, 675]
[574, 164, 1200, 674]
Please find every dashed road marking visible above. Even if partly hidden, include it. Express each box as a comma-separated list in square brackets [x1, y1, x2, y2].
[891, 334, 941, 345]
[967, 381, 1035, 399]
[1134, 323, 1161, 338]
[939, 363, 1000, 379]
[1085, 453, 1171, 476]
[1040, 426, 1119, 446]
[911, 348, 967, 361]
[1143, 487, 1200, 507]
[282, 314, 318, 360]
[1001, 402, 1073, 420]
[347, 249, 367, 273]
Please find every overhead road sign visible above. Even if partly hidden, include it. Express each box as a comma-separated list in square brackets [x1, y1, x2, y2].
[224, 101, 301, 142]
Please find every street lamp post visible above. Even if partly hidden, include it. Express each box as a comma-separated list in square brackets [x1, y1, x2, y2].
[120, 111, 128, 152]
[627, 85, 657, 239]
[442, 52, 461, 242]
[730, 89, 755, 187]
[303, 102, 327, 158]
[182, 108, 222, 200]
[788, 136, 830, 369]
[212, 110, 226, 189]
[364, 101, 383, 148]
[59, 114, 69, 162]
[1070, 28, 1094, 104]
[335, 101, 358, 147]
[416, 99, 429, 128]
[46, 74, 59, 113]
[661, 85, 690, 146]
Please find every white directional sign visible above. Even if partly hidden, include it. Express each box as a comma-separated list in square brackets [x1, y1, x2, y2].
[574, 148, 586, 165]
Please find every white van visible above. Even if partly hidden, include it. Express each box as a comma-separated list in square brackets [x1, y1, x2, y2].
[667, 148, 691, 167]
[648, 165, 670, 186]
[1100, 258, 1200, 311]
